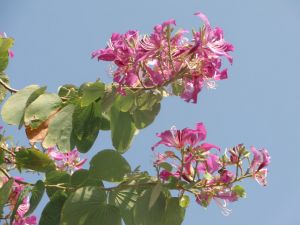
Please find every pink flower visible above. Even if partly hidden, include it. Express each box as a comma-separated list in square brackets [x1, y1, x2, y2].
[194, 12, 234, 64]
[159, 170, 179, 181]
[152, 123, 209, 150]
[1, 177, 37, 225]
[93, 13, 233, 104]
[196, 187, 238, 215]
[197, 154, 220, 174]
[219, 170, 235, 183]
[253, 169, 268, 186]
[47, 148, 87, 173]
[13, 216, 37, 225]
[249, 146, 270, 186]
[250, 146, 270, 172]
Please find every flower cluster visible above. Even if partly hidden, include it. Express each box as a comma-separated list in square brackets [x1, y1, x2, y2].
[92, 12, 233, 103]
[152, 123, 270, 215]
[0, 177, 36, 225]
[46, 147, 87, 174]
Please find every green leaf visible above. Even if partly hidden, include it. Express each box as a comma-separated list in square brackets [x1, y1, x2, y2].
[61, 186, 121, 225]
[79, 81, 105, 107]
[15, 147, 56, 172]
[149, 183, 163, 209]
[1, 85, 42, 126]
[110, 106, 136, 153]
[25, 180, 45, 216]
[179, 195, 190, 208]
[0, 73, 9, 103]
[89, 149, 131, 182]
[73, 103, 101, 153]
[71, 169, 103, 188]
[134, 187, 167, 225]
[0, 37, 14, 53]
[0, 178, 13, 216]
[114, 92, 135, 112]
[232, 185, 247, 198]
[43, 104, 75, 152]
[10, 186, 31, 225]
[0, 51, 9, 72]
[39, 191, 68, 225]
[159, 162, 173, 172]
[132, 103, 160, 129]
[108, 189, 138, 209]
[0, 148, 4, 165]
[0, 37, 14, 72]
[171, 81, 184, 96]
[99, 113, 110, 130]
[58, 84, 78, 98]
[24, 93, 62, 128]
[162, 197, 186, 225]
[45, 170, 71, 197]
[101, 86, 117, 112]
[135, 92, 162, 111]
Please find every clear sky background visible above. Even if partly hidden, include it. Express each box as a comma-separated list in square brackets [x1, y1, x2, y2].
[1, 0, 300, 225]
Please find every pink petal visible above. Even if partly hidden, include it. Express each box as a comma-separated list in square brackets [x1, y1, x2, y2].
[194, 12, 211, 27]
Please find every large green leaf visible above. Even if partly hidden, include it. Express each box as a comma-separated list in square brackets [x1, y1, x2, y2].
[24, 93, 62, 128]
[39, 191, 68, 225]
[149, 183, 163, 209]
[110, 106, 136, 153]
[0, 72, 9, 103]
[114, 91, 135, 112]
[135, 92, 162, 111]
[100, 86, 117, 112]
[132, 103, 160, 129]
[133, 187, 167, 225]
[15, 147, 56, 172]
[61, 186, 121, 225]
[1, 85, 43, 126]
[108, 189, 138, 209]
[45, 170, 71, 197]
[43, 104, 75, 152]
[162, 197, 186, 225]
[109, 188, 139, 225]
[25, 180, 45, 216]
[73, 103, 101, 153]
[79, 81, 105, 107]
[71, 169, 103, 188]
[0, 178, 13, 216]
[89, 149, 131, 182]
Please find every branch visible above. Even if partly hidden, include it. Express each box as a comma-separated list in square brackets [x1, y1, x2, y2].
[0, 78, 18, 93]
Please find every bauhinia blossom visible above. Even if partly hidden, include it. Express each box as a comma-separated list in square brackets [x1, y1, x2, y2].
[249, 146, 271, 186]
[92, 12, 233, 103]
[152, 123, 270, 215]
[0, 177, 37, 225]
[46, 147, 87, 174]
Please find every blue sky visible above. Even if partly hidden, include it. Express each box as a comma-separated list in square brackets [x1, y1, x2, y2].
[1, 0, 300, 224]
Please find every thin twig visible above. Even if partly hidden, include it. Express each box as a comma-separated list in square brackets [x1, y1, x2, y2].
[0, 79, 18, 93]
